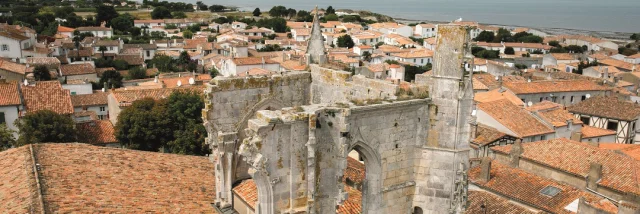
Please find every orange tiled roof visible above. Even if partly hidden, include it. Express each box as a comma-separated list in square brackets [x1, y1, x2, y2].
[60, 63, 96, 76]
[527, 101, 582, 127]
[0, 59, 28, 75]
[469, 160, 617, 214]
[0, 143, 217, 213]
[474, 89, 523, 106]
[114, 55, 144, 66]
[233, 179, 258, 209]
[237, 68, 274, 77]
[599, 144, 640, 161]
[76, 120, 117, 144]
[567, 96, 640, 121]
[492, 138, 640, 196]
[0, 81, 21, 106]
[503, 79, 609, 95]
[472, 124, 511, 147]
[467, 191, 536, 214]
[21, 81, 74, 115]
[478, 99, 554, 138]
[57, 25, 75, 33]
[71, 92, 108, 107]
[391, 49, 433, 58]
[232, 57, 278, 66]
[582, 126, 616, 138]
[337, 185, 362, 214]
[599, 59, 635, 71]
[111, 87, 204, 106]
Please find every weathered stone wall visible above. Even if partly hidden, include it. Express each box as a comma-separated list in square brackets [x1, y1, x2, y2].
[310, 65, 400, 104]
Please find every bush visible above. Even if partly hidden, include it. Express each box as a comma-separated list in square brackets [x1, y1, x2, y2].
[14, 110, 76, 146]
[504, 47, 515, 55]
[112, 59, 129, 70]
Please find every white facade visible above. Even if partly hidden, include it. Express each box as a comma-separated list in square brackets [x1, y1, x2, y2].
[0, 35, 30, 61]
[220, 59, 280, 77]
[0, 105, 20, 139]
[62, 83, 94, 95]
[415, 25, 437, 38]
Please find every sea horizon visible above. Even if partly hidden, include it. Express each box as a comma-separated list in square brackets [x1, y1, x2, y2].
[187, 0, 639, 33]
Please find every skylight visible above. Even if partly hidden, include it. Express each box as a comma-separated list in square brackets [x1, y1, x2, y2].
[540, 186, 561, 197]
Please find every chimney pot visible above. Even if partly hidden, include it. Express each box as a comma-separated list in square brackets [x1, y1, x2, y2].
[509, 139, 523, 167]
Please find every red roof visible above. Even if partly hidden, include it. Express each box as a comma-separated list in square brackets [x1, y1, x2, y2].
[76, 120, 117, 144]
[0, 81, 20, 106]
[21, 81, 74, 115]
[57, 25, 75, 33]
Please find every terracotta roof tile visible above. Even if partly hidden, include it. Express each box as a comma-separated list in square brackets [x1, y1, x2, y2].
[232, 57, 278, 66]
[474, 89, 523, 106]
[503, 79, 609, 95]
[0, 81, 21, 106]
[71, 92, 108, 107]
[111, 87, 204, 106]
[30, 143, 216, 213]
[492, 138, 640, 196]
[76, 120, 117, 144]
[337, 185, 362, 214]
[469, 160, 616, 213]
[472, 124, 511, 146]
[0, 59, 28, 75]
[478, 99, 554, 137]
[527, 101, 582, 127]
[114, 55, 144, 66]
[567, 96, 640, 121]
[467, 191, 535, 214]
[60, 63, 96, 76]
[237, 68, 274, 77]
[582, 126, 616, 138]
[391, 50, 433, 58]
[21, 81, 74, 114]
[0, 146, 42, 213]
[233, 179, 258, 209]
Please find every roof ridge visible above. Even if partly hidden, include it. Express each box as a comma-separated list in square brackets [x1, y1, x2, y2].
[29, 144, 46, 213]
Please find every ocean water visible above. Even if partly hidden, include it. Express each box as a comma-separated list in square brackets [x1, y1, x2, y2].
[195, 0, 640, 33]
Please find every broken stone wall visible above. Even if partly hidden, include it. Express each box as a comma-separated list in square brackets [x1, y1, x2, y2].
[310, 65, 400, 104]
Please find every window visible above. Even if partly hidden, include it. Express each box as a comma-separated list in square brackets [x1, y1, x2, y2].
[98, 115, 105, 120]
[570, 96, 574, 103]
[82, 106, 88, 110]
[1, 44, 7, 51]
[581, 95, 587, 101]
[421, 59, 424, 64]
[607, 121, 619, 131]
[580, 116, 590, 125]
[540, 186, 561, 197]
[71, 92, 76, 95]
[109, 47, 113, 51]
[146, 51, 150, 57]
[540, 135, 546, 140]
[100, 107, 106, 112]
[0, 112, 5, 124]
[540, 97, 544, 102]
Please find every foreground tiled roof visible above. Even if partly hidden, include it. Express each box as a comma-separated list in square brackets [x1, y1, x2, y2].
[233, 179, 257, 209]
[21, 81, 74, 114]
[76, 120, 117, 144]
[71, 92, 108, 107]
[478, 99, 554, 138]
[0, 145, 42, 213]
[337, 185, 362, 214]
[466, 191, 535, 214]
[503, 79, 609, 94]
[599, 144, 640, 161]
[469, 160, 616, 214]
[474, 89, 523, 106]
[60, 63, 96, 76]
[0, 143, 217, 213]
[0, 81, 21, 106]
[567, 96, 640, 121]
[492, 138, 640, 196]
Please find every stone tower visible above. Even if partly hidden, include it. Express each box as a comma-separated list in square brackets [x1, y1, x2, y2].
[305, 6, 326, 65]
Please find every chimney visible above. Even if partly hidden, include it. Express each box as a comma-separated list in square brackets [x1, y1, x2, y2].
[603, 66, 609, 79]
[614, 76, 620, 84]
[509, 139, 524, 167]
[103, 82, 108, 91]
[497, 75, 503, 89]
[587, 162, 602, 190]
[480, 157, 492, 183]
[566, 119, 573, 130]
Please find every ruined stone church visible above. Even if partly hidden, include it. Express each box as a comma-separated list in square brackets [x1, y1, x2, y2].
[202, 10, 476, 214]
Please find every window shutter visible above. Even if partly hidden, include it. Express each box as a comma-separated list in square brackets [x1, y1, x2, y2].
[0, 112, 5, 124]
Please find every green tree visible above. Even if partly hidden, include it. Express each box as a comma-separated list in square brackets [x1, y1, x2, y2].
[475, 31, 495, 42]
[14, 110, 76, 146]
[130, 27, 142, 37]
[151, 55, 174, 72]
[474, 50, 499, 59]
[296, 10, 313, 22]
[493, 28, 512, 43]
[112, 59, 129, 70]
[182, 29, 193, 39]
[165, 91, 208, 155]
[151, 6, 172, 19]
[98, 46, 107, 59]
[99, 70, 124, 89]
[179, 51, 191, 71]
[127, 67, 147, 80]
[33, 65, 52, 81]
[326, 6, 335, 14]
[209, 5, 226, 12]
[549, 40, 560, 47]
[110, 14, 134, 32]
[0, 124, 15, 151]
[287, 8, 297, 19]
[210, 67, 219, 77]
[188, 24, 201, 33]
[253, 8, 261, 17]
[362, 51, 372, 62]
[115, 98, 171, 151]
[504, 47, 515, 55]
[96, 5, 118, 26]
[631, 33, 639, 42]
[269, 6, 288, 17]
[337, 35, 355, 48]
[324, 14, 339, 21]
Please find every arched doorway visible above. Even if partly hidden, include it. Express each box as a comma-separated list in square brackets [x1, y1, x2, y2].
[343, 142, 382, 214]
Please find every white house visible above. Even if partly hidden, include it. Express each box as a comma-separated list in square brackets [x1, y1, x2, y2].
[71, 92, 109, 120]
[414, 24, 437, 38]
[625, 53, 640, 64]
[291, 28, 311, 42]
[134, 19, 165, 28]
[387, 64, 405, 81]
[351, 31, 384, 46]
[391, 49, 434, 66]
[0, 26, 35, 61]
[231, 22, 248, 30]
[542, 53, 580, 68]
[220, 57, 280, 77]
[76, 26, 113, 38]
[0, 80, 21, 139]
[369, 22, 412, 37]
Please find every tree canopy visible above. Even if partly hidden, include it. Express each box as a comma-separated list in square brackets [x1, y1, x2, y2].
[14, 110, 76, 146]
[99, 70, 124, 89]
[115, 91, 209, 155]
[33, 65, 52, 81]
[475, 31, 495, 42]
[0, 124, 14, 152]
[326, 6, 336, 14]
[151, 6, 172, 19]
[253, 8, 261, 17]
[504, 47, 515, 55]
[96, 5, 118, 26]
[337, 35, 355, 49]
